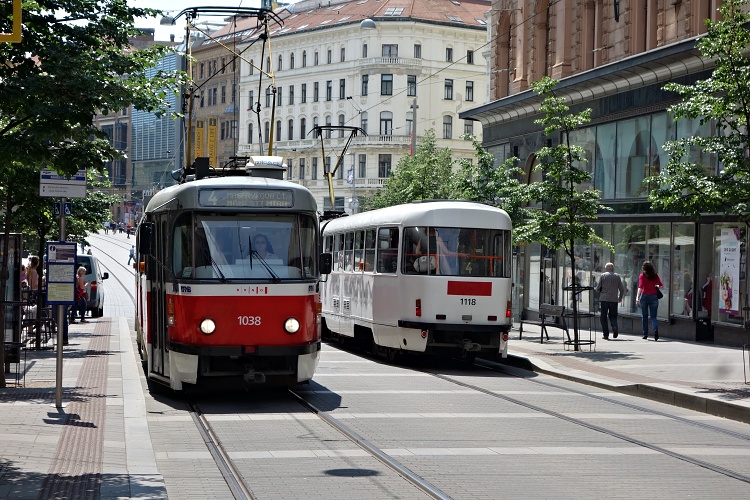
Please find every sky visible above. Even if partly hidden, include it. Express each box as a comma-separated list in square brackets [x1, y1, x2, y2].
[130, 0, 265, 42]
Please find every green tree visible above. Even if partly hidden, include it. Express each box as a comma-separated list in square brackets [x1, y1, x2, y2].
[0, 0, 186, 386]
[450, 135, 530, 235]
[524, 77, 611, 349]
[649, 0, 750, 220]
[361, 130, 454, 211]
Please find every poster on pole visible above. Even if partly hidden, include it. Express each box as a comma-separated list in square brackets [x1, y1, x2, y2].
[45, 242, 77, 305]
[719, 227, 741, 315]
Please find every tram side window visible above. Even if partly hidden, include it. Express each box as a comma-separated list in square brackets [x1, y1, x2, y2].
[376, 227, 399, 273]
[364, 229, 376, 272]
[323, 235, 333, 253]
[354, 231, 365, 271]
[344, 232, 354, 271]
[492, 230, 512, 278]
[402, 227, 426, 275]
[335, 233, 344, 270]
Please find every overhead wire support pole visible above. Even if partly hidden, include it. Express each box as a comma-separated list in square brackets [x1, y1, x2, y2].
[311, 126, 366, 210]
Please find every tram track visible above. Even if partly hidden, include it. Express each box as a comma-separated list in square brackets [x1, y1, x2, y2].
[425, 362, 750, 486]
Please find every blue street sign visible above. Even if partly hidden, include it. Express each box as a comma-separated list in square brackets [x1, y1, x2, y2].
[54, 202, 72, 217]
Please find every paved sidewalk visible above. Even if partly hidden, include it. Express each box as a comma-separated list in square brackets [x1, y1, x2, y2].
[505, 323, 750, 424]
[0, 316, 165, 499]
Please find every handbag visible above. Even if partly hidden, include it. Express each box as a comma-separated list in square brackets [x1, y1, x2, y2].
[656, 288, 663, 299]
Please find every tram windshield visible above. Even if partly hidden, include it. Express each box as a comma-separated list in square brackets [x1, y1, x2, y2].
[402, 226, 511, 277]
[173, 213, 318, 280]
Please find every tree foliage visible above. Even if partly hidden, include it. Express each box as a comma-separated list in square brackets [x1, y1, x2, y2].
[649, 0, 750, 220]
[361, 130, 454, 210]
[450, 135, 529, 232]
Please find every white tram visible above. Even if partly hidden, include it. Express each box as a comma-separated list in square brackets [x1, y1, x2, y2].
[135, 163, 331, 391]
[321, 201, 512, 361]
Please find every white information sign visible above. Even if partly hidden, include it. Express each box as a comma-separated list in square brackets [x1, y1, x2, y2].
[40, 168, 87, 198]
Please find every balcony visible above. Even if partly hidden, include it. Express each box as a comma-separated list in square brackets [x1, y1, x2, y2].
[359, 57, 422, 70]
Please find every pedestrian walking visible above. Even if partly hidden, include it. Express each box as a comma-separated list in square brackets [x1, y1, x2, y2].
[128, 245, 135, 265]
[596, 262, 624, 340]
[636, 261, 663, 341]
[70, 266, 88, 325]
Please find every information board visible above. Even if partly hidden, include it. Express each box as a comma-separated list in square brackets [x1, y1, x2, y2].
[45, 242, 77, 305]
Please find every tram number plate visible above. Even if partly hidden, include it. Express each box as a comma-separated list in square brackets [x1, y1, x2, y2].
[460, 298, 477, 306]
[238, 315, 262, 326]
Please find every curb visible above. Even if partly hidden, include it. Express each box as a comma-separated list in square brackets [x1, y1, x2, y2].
[500, 354, 750, 425]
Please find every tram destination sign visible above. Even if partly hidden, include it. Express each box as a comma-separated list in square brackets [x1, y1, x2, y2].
[199, 189, 294, 208]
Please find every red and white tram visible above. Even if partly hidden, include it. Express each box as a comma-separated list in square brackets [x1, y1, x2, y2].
[321, 201, 512, 362]
[135, 161, 330, 391]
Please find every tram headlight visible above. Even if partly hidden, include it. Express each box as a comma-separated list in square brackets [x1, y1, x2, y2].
[284, 317, 300, 334]
[200, 318, 216, 335]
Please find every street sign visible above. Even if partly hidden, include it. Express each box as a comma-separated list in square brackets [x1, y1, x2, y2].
[53, 202, 72, 217]
[40, 168, 87, 198]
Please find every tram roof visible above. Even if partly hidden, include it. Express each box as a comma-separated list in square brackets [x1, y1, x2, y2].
[323, 201, 511, 233]
[145, 177, 317, 213]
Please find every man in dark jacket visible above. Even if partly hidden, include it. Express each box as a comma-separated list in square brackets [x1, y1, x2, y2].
[596, 262, 625, 339]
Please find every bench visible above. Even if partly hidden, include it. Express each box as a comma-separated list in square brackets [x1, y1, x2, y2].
[519, 304, 570, 344]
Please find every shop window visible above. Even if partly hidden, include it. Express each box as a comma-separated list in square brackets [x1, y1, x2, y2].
[714, 225, 746, 326]
[672, 224, 695, 317]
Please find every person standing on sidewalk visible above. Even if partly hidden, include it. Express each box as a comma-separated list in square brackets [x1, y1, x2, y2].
[70, 266, 89, 325]
[636, 261, 663, 341]
[596, 262, 624, 340]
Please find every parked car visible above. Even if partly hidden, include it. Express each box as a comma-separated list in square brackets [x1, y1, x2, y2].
[76, 254, 108, 317]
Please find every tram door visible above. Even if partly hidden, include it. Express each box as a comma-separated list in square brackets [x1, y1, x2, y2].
[150, 216, 170, 376]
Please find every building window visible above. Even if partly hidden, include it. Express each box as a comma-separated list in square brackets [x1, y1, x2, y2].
[199, 63, 204, 79]
[325, 116, 332, 138]
[249, 60, 254, 75]
[289, 85, 294, 105]
[301, 83, 307, 103]
[464, 120, 474, 136]
[466, 81, 474, 101]
[313, 116, 319, 130]
[302, 51, 307, 67]
[444, 79, 453, 100]
[265, 57, 270, 73]
[314, 82, 319, 102]
[406, 111, 413, 136]
[382, 44, 398, 57]
[276, 87, 282, 106]
[407, 75, 416, 96]
[288, 119, 294, 140]
[361, 111, 368, 134]
[467, 50, 474, 64]
[443, 115, 452, 139]
[300, 157, 306, 179]
[277, 55, 282, 71]
[230, 120, 237, 139]
[380, 111, 393, 135]
[446, 47, 453, 62]
[358, 153, 366, 179]
[300, 118, 306, 138]
[276, 120, 281, 141]
[290, 53, 295, 69]
[381, 74, 393, 96]
[338, 114, 345, 137]
[341, 47, 346, 62]
[326, 80, 332, 101]
[314, 51, 319, 65]
[221, 58, 226, 73]
[327, 49, 332, 64]
[264, 121, 270, 143]
[378, 154, 392, 177]
[265, 87, 271, 108]
[248, 90, 254, 110]
[248, 122, 253, 143]
[363, 43, 368, 58]
[414, 44, 421, 59]
[362, 74, 369, 96]
[339, 79, 346, 100]
[311, 157, 317, 180]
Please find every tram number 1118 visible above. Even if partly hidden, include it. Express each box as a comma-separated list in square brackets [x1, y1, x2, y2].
[460, 298, 477, 306]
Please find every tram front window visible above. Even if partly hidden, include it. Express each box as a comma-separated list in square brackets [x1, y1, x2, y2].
[402, 227, 511, 277]
[173, 213, 318, 280]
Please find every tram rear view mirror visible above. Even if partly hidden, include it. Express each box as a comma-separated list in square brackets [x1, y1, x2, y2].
[138, 222, 154, 256]
[319, 253, 332, 274]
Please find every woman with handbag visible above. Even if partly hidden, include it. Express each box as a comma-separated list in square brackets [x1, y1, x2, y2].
[635, 261, 663, 341]
[70, 266, 89, 324]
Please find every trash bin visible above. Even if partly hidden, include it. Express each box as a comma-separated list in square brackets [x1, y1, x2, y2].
[696, 317, 713, 342]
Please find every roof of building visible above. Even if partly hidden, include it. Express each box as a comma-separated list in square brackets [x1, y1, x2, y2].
[191, 0, 489, 48]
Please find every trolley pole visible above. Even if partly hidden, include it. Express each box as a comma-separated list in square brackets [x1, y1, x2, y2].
[55, 197, 66, 408]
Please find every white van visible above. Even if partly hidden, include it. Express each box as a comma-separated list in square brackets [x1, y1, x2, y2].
[76, 254, 108, 317]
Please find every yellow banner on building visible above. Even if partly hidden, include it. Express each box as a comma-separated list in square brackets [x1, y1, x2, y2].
[207, 117, 217, 168]
[195, 119, 205, 160]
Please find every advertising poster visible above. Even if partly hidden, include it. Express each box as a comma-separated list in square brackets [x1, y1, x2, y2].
[719, 228, 741, 315]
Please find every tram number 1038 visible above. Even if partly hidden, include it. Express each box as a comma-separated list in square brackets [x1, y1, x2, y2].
[238, 315, 262, 326]
[460, 298, 477, 306]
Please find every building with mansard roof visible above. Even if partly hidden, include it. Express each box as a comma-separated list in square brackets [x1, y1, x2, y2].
[189, 0, 490, 211]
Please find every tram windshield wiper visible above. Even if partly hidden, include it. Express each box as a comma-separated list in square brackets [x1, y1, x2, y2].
[252, 250, 281, 283]
[203, 249, 227, 282]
